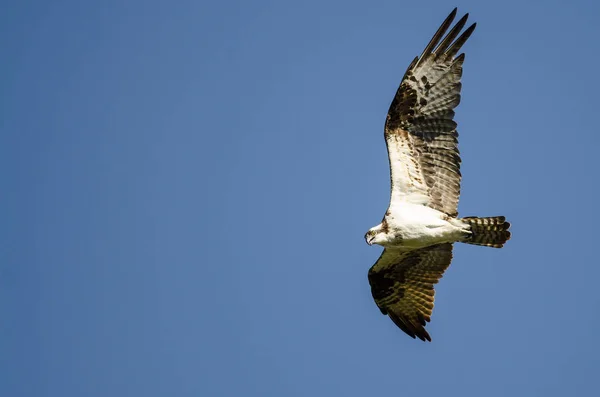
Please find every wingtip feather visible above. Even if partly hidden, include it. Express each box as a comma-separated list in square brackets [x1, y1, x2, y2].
[444, 22, 477, 59]
[434, 13, 469, 56]
[415, 8, 459, 67]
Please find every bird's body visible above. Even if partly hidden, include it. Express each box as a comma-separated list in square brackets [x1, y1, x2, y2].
[373, 203, 469, 250]
[364, 9, 511, 341]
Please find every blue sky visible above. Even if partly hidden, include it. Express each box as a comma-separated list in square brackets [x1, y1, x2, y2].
[2, 0, 600, 396]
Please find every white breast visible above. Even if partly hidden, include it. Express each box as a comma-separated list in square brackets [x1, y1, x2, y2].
[385, 202, 465, 248]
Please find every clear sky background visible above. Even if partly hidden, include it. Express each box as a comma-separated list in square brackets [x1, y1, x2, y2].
[2, 0, 600, 396]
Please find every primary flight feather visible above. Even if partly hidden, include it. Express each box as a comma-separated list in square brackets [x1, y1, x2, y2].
[365, 8, 511, 342]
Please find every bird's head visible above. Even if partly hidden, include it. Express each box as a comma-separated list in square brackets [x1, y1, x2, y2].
[365, 223, 388, 246]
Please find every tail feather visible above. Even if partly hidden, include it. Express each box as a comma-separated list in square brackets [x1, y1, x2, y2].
[460, 216, 511, 248]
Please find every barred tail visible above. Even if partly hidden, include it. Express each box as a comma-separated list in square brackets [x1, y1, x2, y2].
[460, 216, 511, 248]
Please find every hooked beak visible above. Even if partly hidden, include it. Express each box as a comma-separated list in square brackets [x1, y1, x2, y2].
[366, 235, 374, 246]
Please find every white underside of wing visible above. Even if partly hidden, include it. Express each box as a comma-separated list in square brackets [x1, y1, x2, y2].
[386, 132, 429, 209]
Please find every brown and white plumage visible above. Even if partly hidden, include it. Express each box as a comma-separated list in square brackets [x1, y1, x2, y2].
[364, 9, 511, 341]
[368, 244, 453, 341]
[385, 8, 474, 217]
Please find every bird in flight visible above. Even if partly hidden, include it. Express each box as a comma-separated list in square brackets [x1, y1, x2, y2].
[365, 8, 511, 342]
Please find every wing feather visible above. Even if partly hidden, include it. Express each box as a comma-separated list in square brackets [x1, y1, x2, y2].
[433, 13, 469, 56]
[368, 244, 453, 341]
[385, 9, 475, 217]
[415, 8, 457, 68]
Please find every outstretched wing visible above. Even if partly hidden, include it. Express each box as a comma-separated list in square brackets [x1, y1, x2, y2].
[368, 244, 453, 341]
[385, 8, 475, 217]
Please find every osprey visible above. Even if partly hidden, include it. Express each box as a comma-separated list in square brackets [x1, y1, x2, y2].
[365, 9, 511, 341]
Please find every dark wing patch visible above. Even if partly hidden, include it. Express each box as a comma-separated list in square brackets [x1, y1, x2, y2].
[368, 244, 453, 341]
[385, 9, 475, 217]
